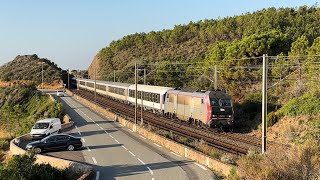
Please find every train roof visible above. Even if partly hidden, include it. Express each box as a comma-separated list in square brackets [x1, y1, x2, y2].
[128, 84, 174, 94]
[77, 78, 132, 87]
[167, 89, 232, 99]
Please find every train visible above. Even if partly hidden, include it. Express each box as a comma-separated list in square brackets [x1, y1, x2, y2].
[71, 78, 234, 127]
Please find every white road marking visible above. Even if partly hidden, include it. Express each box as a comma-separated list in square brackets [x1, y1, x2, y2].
[171, 152, 182, 157]
[128, 129, 133, 132]
[78, 131, 82, 135]
[95, 171, 100, 180]
[92, 157, 97, 164]
[99, 126, 104, 130]
[138, 158, 145, 165]
[147, 167, 154, 175]
[195, 162, 207, 170]
[97, 124, 100, 127]
[104, 130, 109, 134]
[140, 135, 146, 139]
[114, 139, 120, 144]
[109, 135, 114, 139]
[129, 151, 136, 157]
[82, 138, 86, 142]
[75, 125, 78, 129]
[86, 146, 91, 152]
[153, 143, 162, 148]
[122, 145, 127, 150]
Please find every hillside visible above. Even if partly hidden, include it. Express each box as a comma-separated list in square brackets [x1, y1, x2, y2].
[0, 54, 64, 89]
[89, 5, 320, 134]
[89, 6, 320, 88]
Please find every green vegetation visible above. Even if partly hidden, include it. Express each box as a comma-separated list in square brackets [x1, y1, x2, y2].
[0, 84, 64, 136]
[0, 54, 62, 84]
[93, 6, 320, 90]
[278, 91, 320, 117]
[0, 152, 74, 180]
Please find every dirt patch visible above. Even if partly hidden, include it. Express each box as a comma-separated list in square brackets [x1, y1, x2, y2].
[0, 80, 34, 87]
[249, 115, 311, 144]
[37, 80, 64, 90]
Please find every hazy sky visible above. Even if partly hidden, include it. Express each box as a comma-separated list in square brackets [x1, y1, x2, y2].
[0, 0, 318, 70]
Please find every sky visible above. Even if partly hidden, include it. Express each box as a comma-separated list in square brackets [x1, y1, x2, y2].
[0, 0, 318, 70]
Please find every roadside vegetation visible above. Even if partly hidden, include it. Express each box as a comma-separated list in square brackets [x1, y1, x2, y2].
[0, 74, 68, 179]
[0, 151, 74, 180]
[0, 84, 64, 137]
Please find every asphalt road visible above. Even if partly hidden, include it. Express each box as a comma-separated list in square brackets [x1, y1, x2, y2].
[28, 91, 216, 180]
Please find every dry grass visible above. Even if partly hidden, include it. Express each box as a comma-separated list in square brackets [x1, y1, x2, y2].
[0, 80, 34, 88]
[250, 115, 314, 145]
[237, 139, 320, 180]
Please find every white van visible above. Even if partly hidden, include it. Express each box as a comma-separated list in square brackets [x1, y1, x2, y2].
[30, 118, 62, 140]
[56, 90, 64, 97]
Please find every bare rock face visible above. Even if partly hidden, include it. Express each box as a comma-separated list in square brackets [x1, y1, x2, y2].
[88, 56, 100, 79]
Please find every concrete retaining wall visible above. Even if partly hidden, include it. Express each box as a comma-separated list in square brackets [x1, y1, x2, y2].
[68, 90, 234, 177]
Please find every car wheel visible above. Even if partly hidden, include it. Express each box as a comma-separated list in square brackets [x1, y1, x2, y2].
[67, 145, 75, 151]
[58, 129, 61, 134]
[34, 147, 42, 154]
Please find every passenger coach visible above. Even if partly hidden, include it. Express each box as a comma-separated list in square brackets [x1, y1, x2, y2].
[127, 84, 174, 112]
[77, 78, 131, 101]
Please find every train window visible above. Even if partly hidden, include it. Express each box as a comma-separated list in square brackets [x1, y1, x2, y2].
[96, 84, 106, 91]
[119, 88, 124, 95]
[221, 99, 232, 106]
[146, 93, 150, 101]
[86, 82, 94, 88]
[151, 93, 155, 102]
[80, 81, 85, 85]
[169, 94, 174, 103]
[138, 91, 141, 99]
[211, 98, 219, 106]
[156, 94, 160, 103]
[201, 99, 204, 104]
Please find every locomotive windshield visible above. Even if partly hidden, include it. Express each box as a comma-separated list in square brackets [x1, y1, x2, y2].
[220, 99, 232, 106]
[210, 98, 232, 107]
[210, 98, 220, 106]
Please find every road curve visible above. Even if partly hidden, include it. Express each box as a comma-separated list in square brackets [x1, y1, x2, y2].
[52, 92, 216, 180]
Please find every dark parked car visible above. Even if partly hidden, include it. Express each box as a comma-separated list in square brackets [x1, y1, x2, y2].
[26, 134, 82, 153]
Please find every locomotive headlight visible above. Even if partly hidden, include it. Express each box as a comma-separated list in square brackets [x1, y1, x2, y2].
[228, 115, 232, 117]
[212, 115, 217, 117]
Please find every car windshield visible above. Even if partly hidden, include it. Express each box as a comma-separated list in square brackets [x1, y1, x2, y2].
[220, 99, 232, 106]
[210, 98, 220, 106]
[33, 123, 49, 129]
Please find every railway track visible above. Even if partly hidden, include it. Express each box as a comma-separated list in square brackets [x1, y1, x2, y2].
[70, 88, 261, 155]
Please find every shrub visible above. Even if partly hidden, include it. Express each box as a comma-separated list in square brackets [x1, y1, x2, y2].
[267, 111, 278, 127]
[278, 91, 320, 117]
[209, 149, 220, 159]
[0, 152, 73, 180]
[0, 139, 9, 150]
[180, 137, 189, 145]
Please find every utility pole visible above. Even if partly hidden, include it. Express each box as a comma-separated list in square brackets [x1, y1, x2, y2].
[114, 70, 116, 82]
[141, 90, 143, 125]
[67, 68, 70, 89]
[41, 62, 44, 92]
[262, 54, 268, 153]
[214, 65, 218, 90]
[144, 68, 146, 85]
[94, 69, 97, 104]
[135, 62, 138, 125]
